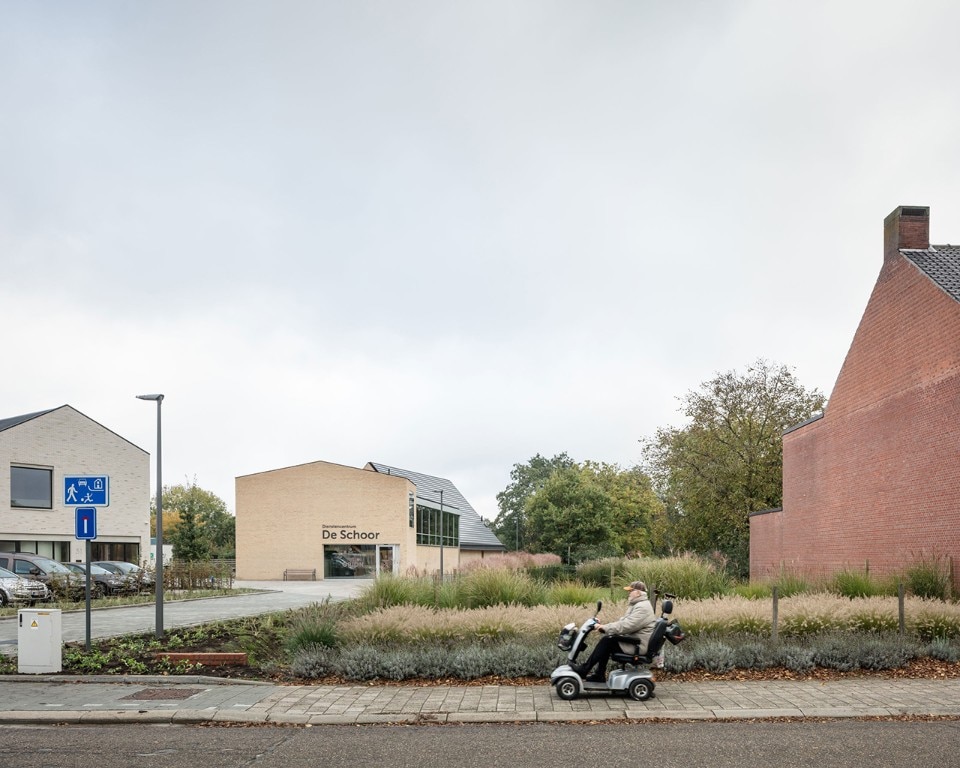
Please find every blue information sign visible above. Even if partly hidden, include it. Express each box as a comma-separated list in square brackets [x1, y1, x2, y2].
[64, 476, 109, 507]
[75, 507, 97, 540]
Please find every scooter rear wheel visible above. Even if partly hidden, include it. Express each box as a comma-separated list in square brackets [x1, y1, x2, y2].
[628, 678, 654, 701]
[555, 677, 580, 701]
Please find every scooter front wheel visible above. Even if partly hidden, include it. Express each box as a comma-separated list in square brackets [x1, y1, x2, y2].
[628, 678, 654, 701]
[555, 677, 580, 701]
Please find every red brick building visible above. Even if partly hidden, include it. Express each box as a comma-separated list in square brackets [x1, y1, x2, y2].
[750, 206, 960, 587]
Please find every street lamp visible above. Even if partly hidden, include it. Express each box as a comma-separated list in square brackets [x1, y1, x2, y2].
[137, 393, 164, 639]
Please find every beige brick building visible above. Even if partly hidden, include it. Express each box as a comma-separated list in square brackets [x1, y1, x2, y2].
[0, 406, 151, 565]
[236, 460, 506, 580]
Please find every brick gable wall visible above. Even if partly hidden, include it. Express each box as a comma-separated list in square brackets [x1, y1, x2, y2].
[751, 252, 960, 584]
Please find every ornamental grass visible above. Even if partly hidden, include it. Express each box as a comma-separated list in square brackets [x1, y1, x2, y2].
[337, 603, 603, 646]
[677, 594, 960, 639]
[339, 593, 960, 648]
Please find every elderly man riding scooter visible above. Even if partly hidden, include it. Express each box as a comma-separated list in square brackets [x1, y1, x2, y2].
[571, 580, 657, 682]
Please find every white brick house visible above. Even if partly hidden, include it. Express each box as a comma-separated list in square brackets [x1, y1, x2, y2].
[0, 406, 150, 565]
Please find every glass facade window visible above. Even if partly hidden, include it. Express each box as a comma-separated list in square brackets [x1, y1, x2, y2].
[324, 545, 375, 578]
[91, 542, 141, 564]
[0, 540, 70, 561]
[415, 504, 459, 547]
[11, 466, 52, 509]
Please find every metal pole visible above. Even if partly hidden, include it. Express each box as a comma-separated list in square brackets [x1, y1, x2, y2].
[155, 396, 164, 639]
[85, 540, 91, 652]
[137, 393, 165, 639]
[439, 489, 444, 580]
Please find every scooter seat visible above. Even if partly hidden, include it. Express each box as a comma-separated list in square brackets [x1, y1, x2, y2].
[608, 618, 670, 665]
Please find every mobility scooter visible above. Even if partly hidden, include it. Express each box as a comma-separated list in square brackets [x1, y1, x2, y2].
[550, 595, 685, 701]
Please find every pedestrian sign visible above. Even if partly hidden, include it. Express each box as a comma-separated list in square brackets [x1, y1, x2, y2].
[64, 476, 109, 507]
[75, 508, 97, 540]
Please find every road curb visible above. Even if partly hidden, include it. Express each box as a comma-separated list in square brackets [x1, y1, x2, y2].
[0, 673, 270, 685]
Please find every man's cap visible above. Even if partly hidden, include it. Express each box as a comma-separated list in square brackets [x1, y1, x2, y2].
[624, 580, 646, 591]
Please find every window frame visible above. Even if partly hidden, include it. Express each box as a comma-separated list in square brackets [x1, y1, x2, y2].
[10, 465, 53, 509]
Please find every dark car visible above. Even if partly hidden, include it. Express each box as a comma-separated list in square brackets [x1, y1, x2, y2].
[92, 561, 155, 592]
[62, 562, 132, 598]
[0, 553, 84, 601]
[0, 565, 51, 606]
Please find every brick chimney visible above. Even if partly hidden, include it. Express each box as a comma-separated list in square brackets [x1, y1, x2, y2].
[884, 205, 929, 262]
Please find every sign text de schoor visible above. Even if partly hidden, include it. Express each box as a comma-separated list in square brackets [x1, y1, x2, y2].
[322, 529, 381, 540]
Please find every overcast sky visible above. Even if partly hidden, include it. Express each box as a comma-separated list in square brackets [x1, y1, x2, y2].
[3, 1, 959, 523]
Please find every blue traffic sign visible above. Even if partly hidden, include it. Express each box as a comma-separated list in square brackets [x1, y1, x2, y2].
[64, 476, 109, 506]
[75, 507, 97, 540]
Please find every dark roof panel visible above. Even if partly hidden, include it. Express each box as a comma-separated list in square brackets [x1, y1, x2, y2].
[367, 462, 506, 551]
[902, 245, 960, 302]
[0, 408, 58, 433]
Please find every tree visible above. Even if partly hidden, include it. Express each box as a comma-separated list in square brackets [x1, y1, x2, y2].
[493, 453, 575, 550]
[499, 457, 663, 562]
[643, 359, 826, 576]
[170, 500, 209, 562]
[153, 480, 235, 561]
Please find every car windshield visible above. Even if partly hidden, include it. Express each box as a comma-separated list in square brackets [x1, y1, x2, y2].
[0, 566, 17, 579]
[29, 557, 71, 574]
[66, 563, 112, 575]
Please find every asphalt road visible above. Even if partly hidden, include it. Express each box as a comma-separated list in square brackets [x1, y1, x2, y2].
[6, 720, 960, 768]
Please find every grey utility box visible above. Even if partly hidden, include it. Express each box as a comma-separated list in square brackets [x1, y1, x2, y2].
[18, 608, 62, 674]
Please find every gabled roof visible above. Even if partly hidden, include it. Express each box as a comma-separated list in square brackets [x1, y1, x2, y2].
[0, 408, 59, 433]
[902, 245, 960, 302]
[0, 405, 147, 454]
[367, 462, 506, 551]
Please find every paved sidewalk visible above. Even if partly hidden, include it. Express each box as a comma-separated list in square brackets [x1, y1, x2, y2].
[1, 674, 959, 725]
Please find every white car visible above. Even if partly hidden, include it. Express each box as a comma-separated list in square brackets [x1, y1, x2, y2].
[0, 565, 51, 606]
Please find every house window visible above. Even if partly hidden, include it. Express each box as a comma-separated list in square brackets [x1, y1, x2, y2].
[11, 466, 53, 509]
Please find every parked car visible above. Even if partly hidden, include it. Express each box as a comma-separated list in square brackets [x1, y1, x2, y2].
[0, 565, 51, 606]
[0, 553, 84, 601]
[62, 562, 133, 598]
[92, 561, 155, 592]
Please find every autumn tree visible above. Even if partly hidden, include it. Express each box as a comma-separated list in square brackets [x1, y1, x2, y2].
[152, 480, 235, 561]
[643, 359, 825, 576]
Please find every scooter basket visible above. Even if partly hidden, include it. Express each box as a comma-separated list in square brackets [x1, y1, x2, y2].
[665, 621, 686, 645]
[557, 625, 577, 651]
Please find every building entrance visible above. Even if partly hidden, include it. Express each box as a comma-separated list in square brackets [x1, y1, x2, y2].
[324, 544, 397, 579]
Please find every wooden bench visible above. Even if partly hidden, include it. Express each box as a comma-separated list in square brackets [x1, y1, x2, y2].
[283, 568, 317, 581]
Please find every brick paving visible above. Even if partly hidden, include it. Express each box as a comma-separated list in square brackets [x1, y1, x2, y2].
[1, 674, 959, 725]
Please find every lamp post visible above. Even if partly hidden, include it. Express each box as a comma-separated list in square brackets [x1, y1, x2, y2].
[438, 488, 444, 579]
[137, 393, 164, 639]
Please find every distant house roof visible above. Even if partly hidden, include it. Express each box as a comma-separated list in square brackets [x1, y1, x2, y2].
[903, 245, 960, 303]
[366, 462, 506, 551]
[0, 408, 58, 433]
